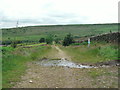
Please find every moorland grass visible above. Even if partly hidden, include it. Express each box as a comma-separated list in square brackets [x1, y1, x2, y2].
[60, 42, 118, 63]
[2, 24, 118, 43]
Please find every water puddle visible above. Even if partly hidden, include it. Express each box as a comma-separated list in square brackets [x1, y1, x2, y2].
[36, 59, 96, 68]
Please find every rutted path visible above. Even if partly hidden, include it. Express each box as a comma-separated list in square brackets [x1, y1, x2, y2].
[14, 45, 118, 88]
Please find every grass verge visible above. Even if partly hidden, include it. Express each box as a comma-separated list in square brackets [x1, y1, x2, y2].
[60, 42, 118, 63]
[2, 46, 52, 88]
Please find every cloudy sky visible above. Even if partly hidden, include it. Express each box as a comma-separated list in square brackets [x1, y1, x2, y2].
[0, 0, 119, 28]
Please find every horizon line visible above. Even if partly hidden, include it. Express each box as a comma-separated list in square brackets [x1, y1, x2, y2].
[1, 23, 118, 29]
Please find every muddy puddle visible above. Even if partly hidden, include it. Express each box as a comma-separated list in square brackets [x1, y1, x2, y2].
[35, 58, 96, 68]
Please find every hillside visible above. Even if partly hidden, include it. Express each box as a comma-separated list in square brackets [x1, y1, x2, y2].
[2, 23, 118, 44]
[2, 23, 119, 88]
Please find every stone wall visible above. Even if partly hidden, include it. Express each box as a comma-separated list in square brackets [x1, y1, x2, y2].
[75, 32, 120, 44]
[90, 32, 119, 43]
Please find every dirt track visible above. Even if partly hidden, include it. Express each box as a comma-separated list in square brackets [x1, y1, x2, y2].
[52, 45, 71, 60]
[13, 46, 118, 88]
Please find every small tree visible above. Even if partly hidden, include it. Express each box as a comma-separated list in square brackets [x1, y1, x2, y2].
[46, 35, 53, 44]
[63, 33, 74, 46]
[39, 38, 45, 43]
[110, 30, 112, 33]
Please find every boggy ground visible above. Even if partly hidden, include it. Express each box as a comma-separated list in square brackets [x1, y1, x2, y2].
[13, 45, 118, 88]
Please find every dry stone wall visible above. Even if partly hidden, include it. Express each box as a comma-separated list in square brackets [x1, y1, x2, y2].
[90, 32, 119, 43]
[75, 32, 119, 44]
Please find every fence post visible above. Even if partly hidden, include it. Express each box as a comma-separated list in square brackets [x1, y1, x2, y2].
[88, 38, 90, 47]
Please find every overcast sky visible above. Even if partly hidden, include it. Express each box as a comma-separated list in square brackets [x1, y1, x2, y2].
[0, 0, 119, 28]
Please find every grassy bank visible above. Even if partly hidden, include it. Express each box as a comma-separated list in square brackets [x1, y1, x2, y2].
[60, 42, 118, 63]
[2, 45, 55, 88]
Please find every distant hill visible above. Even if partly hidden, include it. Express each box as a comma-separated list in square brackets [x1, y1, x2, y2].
[2, 23, 118, 44]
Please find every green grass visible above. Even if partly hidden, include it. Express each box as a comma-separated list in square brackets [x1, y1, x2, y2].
[2, 46, 53, 88]
[61, 42, 118, 63]
[0, 49, 2, 89]
[99, 45, 118, 60]
[2, 24, 118, 43]
[1, 46, 14, 52]
[3, 55, 29, 88]
[71, 42, 88, 45]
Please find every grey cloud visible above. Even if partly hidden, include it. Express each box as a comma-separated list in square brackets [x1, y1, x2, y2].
[0, 10, 89, 28]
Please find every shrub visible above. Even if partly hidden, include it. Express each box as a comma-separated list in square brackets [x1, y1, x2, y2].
[46, 35, 53, 44]
[2, 41, 12, 45]
[11, 41, 17, 48]
[63, 33, 74, 46]
[39, 38, 45, 43]
[54, 38, 61, 44]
